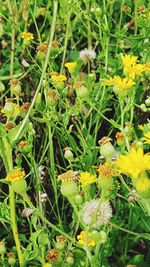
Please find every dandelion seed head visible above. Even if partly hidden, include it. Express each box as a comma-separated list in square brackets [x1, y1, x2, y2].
[79, 48, 96, 61]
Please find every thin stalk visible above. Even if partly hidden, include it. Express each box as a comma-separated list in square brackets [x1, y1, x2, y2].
[9, 187, 23, 266]
[60, 11, 71, 73]
[13, 1, 58, 142]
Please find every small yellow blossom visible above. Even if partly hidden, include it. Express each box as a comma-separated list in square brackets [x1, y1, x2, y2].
[51, 74, 67, 83]
[65, 62, 77, 72]
[6, 168, 25, 182]
[103, 75, 135, 94]
[79, 172, 97, 187]
[121, 54, 145, 79]
[42, 263, 52, 267]
[20, 32, 34, 42]
[136, 177, 150, 193]
[141, 132, 150, 144]
[115, 147, 150, 179]
[143, 62, 150, 72]
[1, 103, 20, 117]
[77, 231, 95, 247]
[121, 54, 138, 67]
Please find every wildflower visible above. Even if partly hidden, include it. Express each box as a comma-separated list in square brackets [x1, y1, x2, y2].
[20, 32, 34, 42]
[82, 199, 112, 227]
[135, 177, 150, 193]
[141, 132, 150, 144]
[122, 5, 131, 13]
[79, 48, 96, 61]
[65, 62, 77, 73]
[46, 249, 58, 261]
[121, 54, 145, 79]
[40, 193, 48, 203]
[51, 74, 67, 83]
[37, 42, 48, 53]
[115, 147, 150, 179]
[51, 40, 60, 47]
[103, 76, 135, 95]
[6, 168, 25, 182]
[77, 231, 96, 247]
[138, 124, 144, 131]
[55, 235, 67, 250]
[97, 162, 117, 179]
[79, 172, 97, 187]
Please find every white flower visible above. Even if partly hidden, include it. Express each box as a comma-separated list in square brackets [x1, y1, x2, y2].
[79, 48, 96, 61]
[82, 199, 112, 228]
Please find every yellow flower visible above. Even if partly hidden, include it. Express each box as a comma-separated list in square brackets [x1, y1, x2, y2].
[121, 54, 145, 79]
[77, 231, 95, 247]
[65, 62, 77, 72]
[103, 76, 135, 94]
[42, 263, 52, 267]
[121, 54, 138, 68]
[1, 102, 20, 117]
[115, 147, 150, 179]
[79, 172, 97, 187]
[51, 74, 67, 83]
[143, 62, 150, 72]
[141, 132, 150, 144]
[6, 168, 25, 182]
[136, 177, 150, 193]
[20, 32, 34, 42]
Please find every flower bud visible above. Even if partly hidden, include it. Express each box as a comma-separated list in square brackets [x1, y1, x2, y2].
[0, 241, 6, 255]
[7, 252, 16, 266]
[61, 181, 78, 197]
[74, 194, 83, 205]
[99, 231, 107, 243]
[10, 79, 21, 97]
[66, 253, 74, 265]
[91, 230, 101, 242]
[3, 102, 14, 116]
[140, 103, 148, 112]
[100, 142, 115, 160]
[64, 147, 74, 162]
[145, 98, 150, 107]
[75, 85, 88, 99]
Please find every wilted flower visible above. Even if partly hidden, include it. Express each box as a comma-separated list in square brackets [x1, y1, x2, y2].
[58, 170, 78, 182]
[79, 48, 96, 61]
[128, 189, 140, 203]
[37, 42, 48, 53]
[18, 140, 28, 148]
[82, 199, 112, 227]
[22, 208, 33, 217]
[46, 249, 58, 261]
[40, 193, 48, 203]
[77, 231, 95, 247]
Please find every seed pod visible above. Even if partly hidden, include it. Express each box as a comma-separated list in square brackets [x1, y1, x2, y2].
[61, 181, 78, 197]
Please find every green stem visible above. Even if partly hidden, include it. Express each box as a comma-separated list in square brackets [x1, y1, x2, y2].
[13, 1, 58, 142]
[9, 187, 23, 267]
[60, 11, 71, 73]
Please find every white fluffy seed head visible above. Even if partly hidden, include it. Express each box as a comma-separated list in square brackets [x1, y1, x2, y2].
[82, 199, 112, 228]
[79, 48, 96, 61]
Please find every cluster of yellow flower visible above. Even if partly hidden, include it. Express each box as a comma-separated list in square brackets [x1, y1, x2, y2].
[103, 55, 150, 95]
